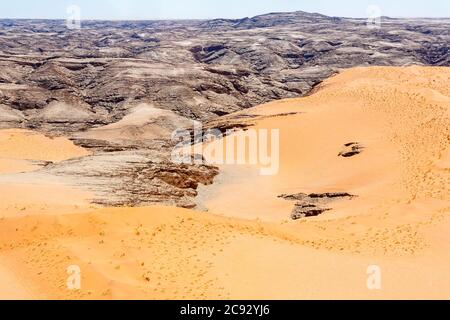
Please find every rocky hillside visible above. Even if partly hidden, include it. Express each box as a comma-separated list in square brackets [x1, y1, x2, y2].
[0, 11, 449, 132]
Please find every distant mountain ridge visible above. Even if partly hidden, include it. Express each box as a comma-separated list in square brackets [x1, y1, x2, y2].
[0, 11, 449, 134]
[200, 10, 342, 29]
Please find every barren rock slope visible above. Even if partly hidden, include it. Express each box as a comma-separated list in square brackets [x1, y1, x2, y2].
[0, 11, 449, 133]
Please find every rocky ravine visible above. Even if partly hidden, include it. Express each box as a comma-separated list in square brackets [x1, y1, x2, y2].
[0, 11, 449, 209]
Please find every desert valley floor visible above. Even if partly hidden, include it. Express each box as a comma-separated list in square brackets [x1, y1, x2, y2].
[0, 66, 449, 299]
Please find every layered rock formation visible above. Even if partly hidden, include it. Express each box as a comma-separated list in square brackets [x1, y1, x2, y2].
[0, 12, 449, 134]
[44, 150, 219, 208]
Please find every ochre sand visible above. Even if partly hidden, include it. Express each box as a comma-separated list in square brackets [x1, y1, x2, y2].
[0, 129, 94, 219]
[0, 67, 449, 299]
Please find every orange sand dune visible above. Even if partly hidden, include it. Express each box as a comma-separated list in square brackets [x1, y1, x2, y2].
[0, 66, 449, 300]
[0, 129, 95, 218]
[0, 129, 90, 174]
[0, 206, 448, 299]
[0, 129, 89, 163]
[198, 66, 449, 223]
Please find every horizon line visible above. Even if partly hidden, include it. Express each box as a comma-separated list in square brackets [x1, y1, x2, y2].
[0, 10, 450, 21]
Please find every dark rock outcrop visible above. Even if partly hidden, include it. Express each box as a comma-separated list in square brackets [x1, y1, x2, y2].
[44, 150, 219, 208]
[339, 142, 365, 158]
[279, 192, 356, 220]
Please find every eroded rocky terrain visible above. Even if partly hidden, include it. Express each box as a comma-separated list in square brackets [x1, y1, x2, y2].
[0, 11, 449, 208]
[1, 11, 450, 133]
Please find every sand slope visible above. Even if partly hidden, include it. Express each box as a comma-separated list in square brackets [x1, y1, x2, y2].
[0, 129, 89, 163]
[0, 67, 449, 300]
[0, 129, 94, 215]
[198, 66, 449, 222]
[0, 128, 91, 175]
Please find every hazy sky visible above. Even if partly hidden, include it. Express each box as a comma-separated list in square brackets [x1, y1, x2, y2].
[1, 0, 449, 20]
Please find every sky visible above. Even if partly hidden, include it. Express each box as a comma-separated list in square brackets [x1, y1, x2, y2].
[0, 0, 449, 20]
